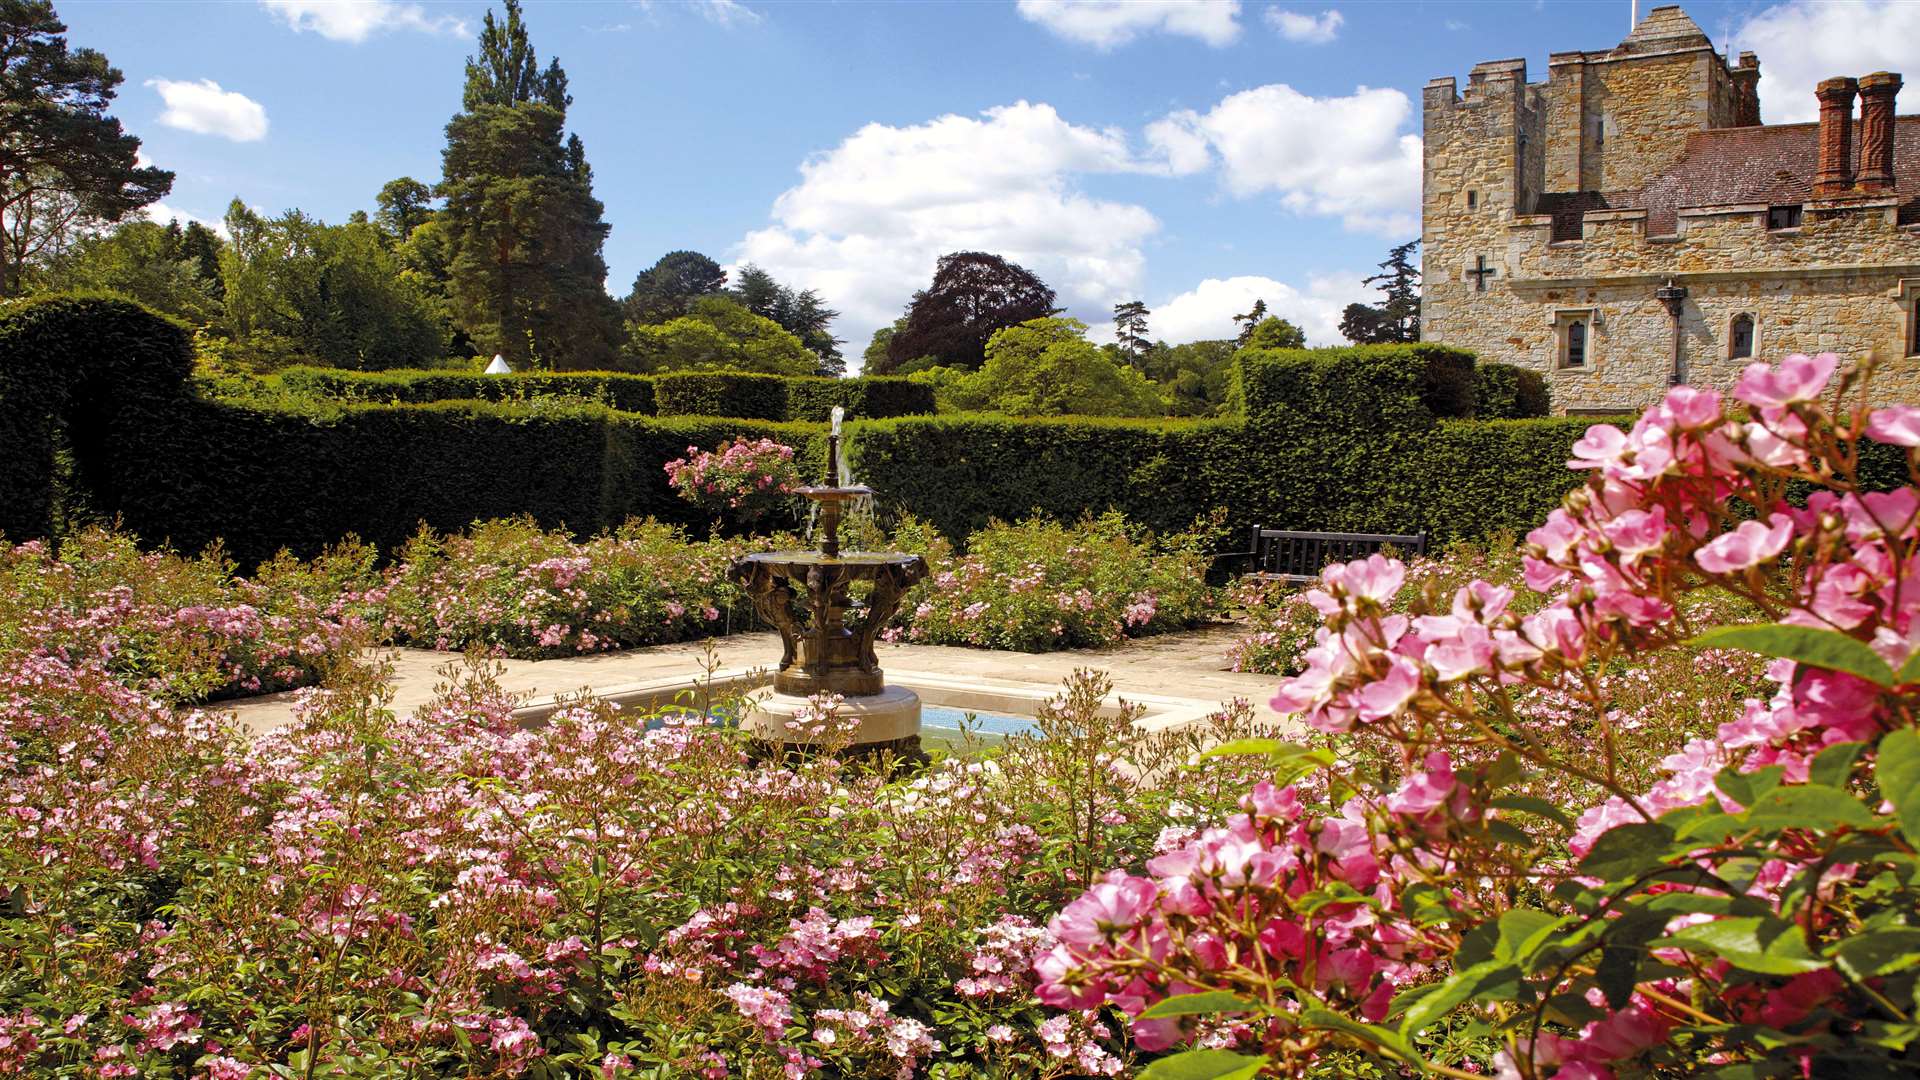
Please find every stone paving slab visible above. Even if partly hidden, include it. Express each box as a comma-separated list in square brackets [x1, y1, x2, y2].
[219, 625, 1281, 732]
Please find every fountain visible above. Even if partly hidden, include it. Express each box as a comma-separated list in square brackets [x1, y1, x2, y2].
[730, 407, 929, 757]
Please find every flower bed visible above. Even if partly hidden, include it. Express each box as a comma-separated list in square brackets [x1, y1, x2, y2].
[891, 512, 1218, 651]
[0, 654, 1276, 1076]
[0, 528, 371, 702]
[373, 517, 757, 659]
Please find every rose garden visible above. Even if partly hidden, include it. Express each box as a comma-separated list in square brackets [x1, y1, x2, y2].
[2, 294, 1919, 1079]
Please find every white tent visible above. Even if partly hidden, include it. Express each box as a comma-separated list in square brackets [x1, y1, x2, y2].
[484, 354, 512, 375]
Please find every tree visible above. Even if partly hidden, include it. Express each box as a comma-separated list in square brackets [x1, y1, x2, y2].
[881, 252, 1057, 373]
[622, 295, 816, 375]
[438, 0, 619, 369]
[217, 200, 447, 370]
[1340, 239, 1420, 344]
[1113, 300, 1150, 368]
[1242, 316, 1306, 351]
[1141, 338, 1238, 416]
[1232, 299, 1267, 347]
[625, 250, 727, 324]
[33, 217, 222, 324]
[963, 317, 1164, 417]
[375, 177, 437, 242]
[730, 263, 843, 375]
[0, 0, 172, 294]
[864, 317, 906, 374]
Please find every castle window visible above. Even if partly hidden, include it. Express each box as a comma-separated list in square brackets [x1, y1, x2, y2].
[1565, 320, 1588, 367]
[1467, 190, 1478, 209]
[1909, 298, 1920, 358]
[1729, 314, 1756, 359]
[1768, 205, 1803, 230]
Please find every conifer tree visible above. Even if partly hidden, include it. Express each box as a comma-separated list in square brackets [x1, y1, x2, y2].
[438, 0, 619, 369]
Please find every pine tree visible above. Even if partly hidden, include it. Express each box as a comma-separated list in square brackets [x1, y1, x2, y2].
[1340, 239, 1421, 344]
[0, 0, 172, 294]
[1112, 300, 1151, 368]
[438, 0, 619, 369]
[1233, 299, 1267, 346]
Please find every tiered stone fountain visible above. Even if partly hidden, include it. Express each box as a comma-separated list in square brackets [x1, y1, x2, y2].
[730, 408, 929, 756]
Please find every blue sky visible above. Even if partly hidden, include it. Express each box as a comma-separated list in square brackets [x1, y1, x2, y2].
[60, 0, 1920, 361]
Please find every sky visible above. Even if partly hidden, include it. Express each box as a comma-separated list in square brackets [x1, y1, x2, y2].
[58, 0, 1920, 365]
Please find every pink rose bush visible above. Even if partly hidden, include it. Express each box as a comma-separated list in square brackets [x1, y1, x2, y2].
[374, 516, 754, 659]
[664, 437, 805, 525]
[893, 512, 1217, 651]
[1039, 354, 1920, 1076]
[0, 528, 371, 702]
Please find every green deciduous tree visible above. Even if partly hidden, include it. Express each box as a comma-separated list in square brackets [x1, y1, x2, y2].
[438, 0, 619, 370]
[622, 295, 815, 375]
[963, 316, 1164, 417]
[881, 251, 1058, 373]
[33, 217, 222, 324]
[375, 177, 437, 243]
[217, 200, 447, 371]
[1242, 315, 1306, 351]
[1141, 338, 1237, 416]
[0, 0, 172, 294]
[1340, 238, 1421, 344]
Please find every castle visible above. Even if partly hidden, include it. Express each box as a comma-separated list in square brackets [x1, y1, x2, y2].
[1420, 5, 1920, 413]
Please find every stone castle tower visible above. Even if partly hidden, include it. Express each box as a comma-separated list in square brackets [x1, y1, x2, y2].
[1421, 6, 1920, 412]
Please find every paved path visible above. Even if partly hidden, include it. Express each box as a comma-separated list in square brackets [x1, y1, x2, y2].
[220, 625, 1280, 732]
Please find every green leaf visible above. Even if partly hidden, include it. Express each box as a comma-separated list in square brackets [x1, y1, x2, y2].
[1809, 742, 1866, 789]
[1658, 916, 1827, 975]
[1897, 649, 1920, 685]
[1831, 927, 1920, 979]
[1881, 729, 1920, 844]
[1595, 906, 1671, 1009]
[1688, 624, 1894, 687]
[1714, 765, 1783, 809]
[1396, 960, 1517, 1035]
[1138, 991, 1260, 1019]
[1490, 794, 1574, 831]
[1495, 908, 1568, 965]
[1302, 1009, 1427, 1065]
[1202, 739, 1327, 762]
[1576, 822, 1678, 879]
[1137, 1050, 1269, 1080]
[1743, 784, 1877, 832]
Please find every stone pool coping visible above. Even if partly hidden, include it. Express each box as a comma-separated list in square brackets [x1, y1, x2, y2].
[220, 627, 1284, 733]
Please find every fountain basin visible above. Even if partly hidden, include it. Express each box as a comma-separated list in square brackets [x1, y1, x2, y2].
[741, 684, 921, 753]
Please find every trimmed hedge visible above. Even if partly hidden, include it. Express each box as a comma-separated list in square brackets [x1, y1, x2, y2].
[850, 415, 1244, 543]
[279, 367, 659, 414]
[0, 294, 194, 542]
[279, 366, 936, 422]
[1473, 362, 1552, 419]
[120, 396, 826, 564]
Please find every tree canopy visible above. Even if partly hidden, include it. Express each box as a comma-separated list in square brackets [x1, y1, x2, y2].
[926, 317, 1164, 417]
[0, 0, 171, 294]
[1340, 239, 1420, 344]
[624, 250, 726, 324]
[880, 251, 1057, 373]
[623, 296, 816, 376]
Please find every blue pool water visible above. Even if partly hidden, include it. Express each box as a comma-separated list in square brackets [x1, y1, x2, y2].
[921, 704, 1038, 736]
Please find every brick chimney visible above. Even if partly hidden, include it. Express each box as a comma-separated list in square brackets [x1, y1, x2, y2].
[1731, 53, 1761, 127]
[1814, 76, 1859, 197]
[1859, 71, 1903, 193]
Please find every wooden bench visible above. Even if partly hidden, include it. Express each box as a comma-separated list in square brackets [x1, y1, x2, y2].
[1235, 527, 1428, 585]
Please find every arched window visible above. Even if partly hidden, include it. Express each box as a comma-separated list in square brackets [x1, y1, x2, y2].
[1730, 313, 1755, 359]
[1565, 319, 1587, 367]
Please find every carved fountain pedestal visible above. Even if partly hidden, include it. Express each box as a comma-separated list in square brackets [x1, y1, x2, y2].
[728, 423, 930, 756]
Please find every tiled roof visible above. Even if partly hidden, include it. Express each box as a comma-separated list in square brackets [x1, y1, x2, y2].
[1539, 115, 1920, 236]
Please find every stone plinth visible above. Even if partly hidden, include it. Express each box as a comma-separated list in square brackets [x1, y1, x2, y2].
[743, 685, 923, 757]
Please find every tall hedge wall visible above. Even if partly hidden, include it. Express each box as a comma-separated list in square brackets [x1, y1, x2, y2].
[10, 296, 1750, 567]
[278, 365, 935, 421]
[0, 294, 194, 542]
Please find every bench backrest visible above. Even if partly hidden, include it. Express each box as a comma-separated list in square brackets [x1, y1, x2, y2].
[1249, 528, 1428, 583]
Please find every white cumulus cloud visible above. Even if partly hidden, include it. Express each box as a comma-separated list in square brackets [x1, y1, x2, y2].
[1016, 0, 1242, 49]
[1735, 0, 1920, 123]
[1153, 272, 1370, 346]
[1146, 83, 1420, 235]
[148, 79, 269, 142]
[142, 201, 231, 238]
[1265, 8, 1342, 44]
[260, 0, 467, 41]
[735, 101, 1161, 361]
